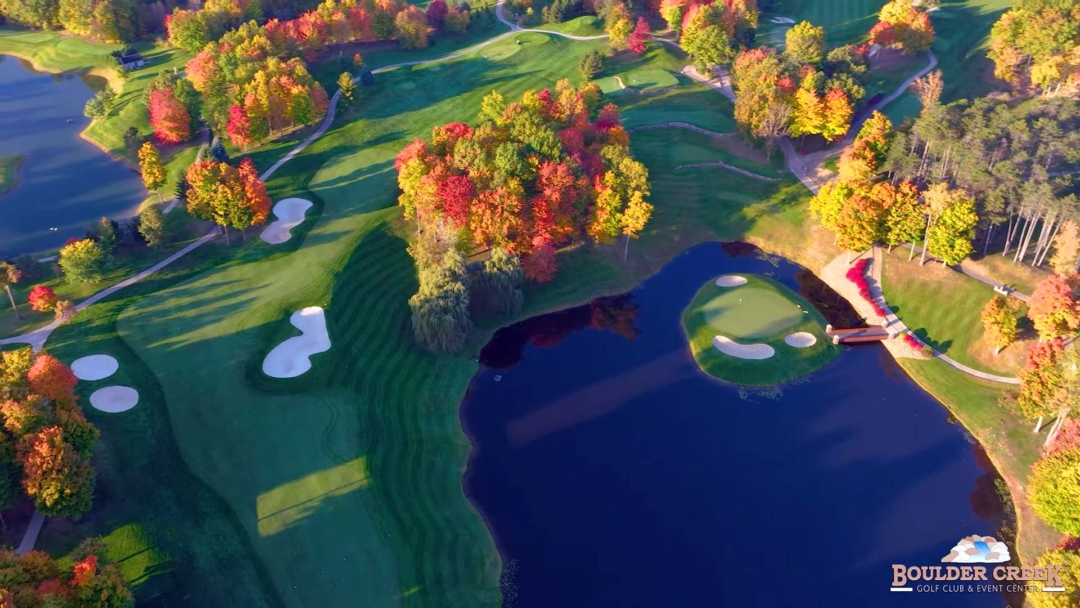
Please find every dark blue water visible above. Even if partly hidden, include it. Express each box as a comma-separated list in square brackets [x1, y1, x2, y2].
[462, 243, 1006, 608]
[0, 55, 145, 257]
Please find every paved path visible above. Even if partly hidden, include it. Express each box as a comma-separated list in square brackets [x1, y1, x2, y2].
[15, 511, 45, 556]
[866, 246, 1020, 384]
[897, 243, 1031, 303]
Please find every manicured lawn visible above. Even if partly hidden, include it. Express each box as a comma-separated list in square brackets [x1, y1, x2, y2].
[896, 357, 1061, 565]
[967, 252, 1052, 297]
[762, 0, 886, 46]
[682, 274, 840, 385]
[880, 248, 1032, 376]
[928, 0, 1012, 102]
[0, 153, 23, 195]
[0, 28, 120, 75]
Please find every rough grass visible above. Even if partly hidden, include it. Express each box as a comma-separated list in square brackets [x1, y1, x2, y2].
[880, 248, 1031, 376]
[0, 153, 23, 195]
[896, 357, 1062, 565]
[682, 275, 840, 385]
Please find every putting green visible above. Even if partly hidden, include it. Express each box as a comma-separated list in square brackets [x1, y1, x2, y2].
[700, 287, 804, 339]
[681, 274, 841, 385]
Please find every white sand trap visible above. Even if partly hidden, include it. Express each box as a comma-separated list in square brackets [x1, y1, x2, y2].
[712, 336, 775, 360]
[785, 332, 817, 348]
[70, 355, 119, 381]
[715, 275, 748, 287]
[262, 307, 331, 378]
[89, 386, 139, 413]
[771, 16, 796, 24]
[260, 198, 313, 244]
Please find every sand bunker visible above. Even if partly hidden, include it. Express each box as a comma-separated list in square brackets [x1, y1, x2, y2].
[715, 275, 748, 287]
[260, 198, 313, 244]
[784, 332, 818, 348]
[262, 307, 331, 378]
[70, 355, 119, 381]
[712, 336, 775, 360]
[89, 386, 139, 413]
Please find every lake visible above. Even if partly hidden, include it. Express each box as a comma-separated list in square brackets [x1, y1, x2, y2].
[0, 55, 145, 257]
[462, 243, 1008, 607]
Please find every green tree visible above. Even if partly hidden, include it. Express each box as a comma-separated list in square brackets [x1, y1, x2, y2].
[784, 20, 826, 66]
[83, 97, 105, 119]
[926, 194, 978, 266]
[884, 181, 924, 254]
[579, 50, 605, 79]
[1030, 545, 1080, 608]
[138, 203, 168, 248]
[122, 126, 140, 149]
[1029, 447, 1080, 536]
[58, 239, 111, 284]
[469, 248, 524, 317]
[409, 250, 472, 354]
[95, 217, 118, 252]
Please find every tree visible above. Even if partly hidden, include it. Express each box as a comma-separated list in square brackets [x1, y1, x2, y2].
[84, 97, 105, 119]
[680, 4, 734, 70]
[821, 89, 852, 142]
[58, 239, 110, 284]
[981, 295, 1022, 354]
[139, 204, 168, 247]
[394, 6, 429, 50]
[910, 69, 944, 108]
[883, 181, 924, 253]
[123, 126, 140, 150]
[54, 300, 76, 324]
[19, 426, 95, 517]
[137, 142, 167, 203]
[926, 193, 978, 266]
[426, 0, 448, 29]
[226, 105, 255, 149]
[469, 248, 524, 317]
[580, 50, 604, 79]
[149, 88, 192, 144]
[1028, 446, 1080, 536]
[96, 217, 118, 252]
[210, 138, 229, 163]
[337, 72, 357, 109]
[627, 17, 650, 55]
[1029, 273, 1080, 340]
[444, 5, 470, 34]
[523, 236, 557, 283]
[1016, 339, 1068, 433]
[1030, 546, 1080, 608]
[185, 159, 270, 242]
[409, 250, 472, 354]
[874, 0, 934, 56]
[605, 3, 634, 50]
[1050, 220, 1080, 276]
[27, 286, 57, 313]
[791, 87, 825, 139]
[26, 354, 77, 404]
[0, 263, 22, 321]
[70, 553, 134, 607]
[784, 20, 826, 67]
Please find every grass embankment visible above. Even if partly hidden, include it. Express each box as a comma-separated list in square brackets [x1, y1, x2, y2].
[682, 275, 840, 385]
[38, 33, 804, 606]
[0, 154, 24, 195]
[896, 358, 1061, 565]
[880, 248, 1031, 376]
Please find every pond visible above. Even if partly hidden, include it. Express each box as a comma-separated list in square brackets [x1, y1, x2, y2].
[462, 243, 1008, 607]
[0, 55, 145, 257]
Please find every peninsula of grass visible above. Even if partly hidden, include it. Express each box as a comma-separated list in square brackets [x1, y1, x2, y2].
[681, 274, 840, 385]
[0, 154, 24, 195]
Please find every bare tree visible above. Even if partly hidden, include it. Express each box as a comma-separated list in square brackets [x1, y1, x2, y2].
[910, 69, 944, 109]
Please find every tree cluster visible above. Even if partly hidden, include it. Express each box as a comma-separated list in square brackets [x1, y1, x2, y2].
[989, 0, 1080, 94]
[58, 239, 112, 285]
[732, 41, 866, 150]
[0, 0, 142, 41]
[885, 96, 1080, 264]
[185, 158, 271, 243]
[659, 0, 757, 69]
[868, 0, 935, 56]
[0, 538, 134, 608]
[0, 349, 99, 518]
[396, 82, 653, 351]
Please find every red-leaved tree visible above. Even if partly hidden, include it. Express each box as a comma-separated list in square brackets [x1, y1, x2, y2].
[26, 354, 78, 404]
[149, 88, 192, 144]
[27, 286, 57, 313]
[1028, 273, 1080, 340]
[628, 17, 650, 54]
[226, 104, 255, 149]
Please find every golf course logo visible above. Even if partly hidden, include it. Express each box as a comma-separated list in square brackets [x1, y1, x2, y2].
[940, 535, 1011, 563]
[891, 535, 1067, 595]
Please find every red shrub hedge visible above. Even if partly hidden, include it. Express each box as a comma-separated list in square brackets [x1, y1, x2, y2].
[845, 259, 888, 317]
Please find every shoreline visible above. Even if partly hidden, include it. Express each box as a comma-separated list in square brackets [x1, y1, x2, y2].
[0, 153, 25, 197]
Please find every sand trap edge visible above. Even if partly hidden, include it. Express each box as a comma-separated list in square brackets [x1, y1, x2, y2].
[712, 335, 775, 360]
[70, 354, 119, 381]
[262, 306, 332, 378]
[260, 198, 313, 245]
[715, 275, 748, 287]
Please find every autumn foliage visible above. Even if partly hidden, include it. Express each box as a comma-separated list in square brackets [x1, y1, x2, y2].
[1028, 273, 1080, 340]
[185, 158, 272, 236]
[27, 286, 57, 313]
[26, 355, 77, 404]
[845, 259, 887, 317]
[149, 88, 192, 144]
[0, 540, 132, 608]
[870, 0, 935, 56]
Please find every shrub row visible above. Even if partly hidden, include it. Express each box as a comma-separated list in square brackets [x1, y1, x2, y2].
[844, 259, 888, 317]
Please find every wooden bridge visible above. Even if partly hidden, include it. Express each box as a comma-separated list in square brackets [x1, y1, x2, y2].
[825, 323, 895, 344]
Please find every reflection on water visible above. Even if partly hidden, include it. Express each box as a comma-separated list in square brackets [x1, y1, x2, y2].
[0, 55, 144, 256]
[462, 242, 1007, 608]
